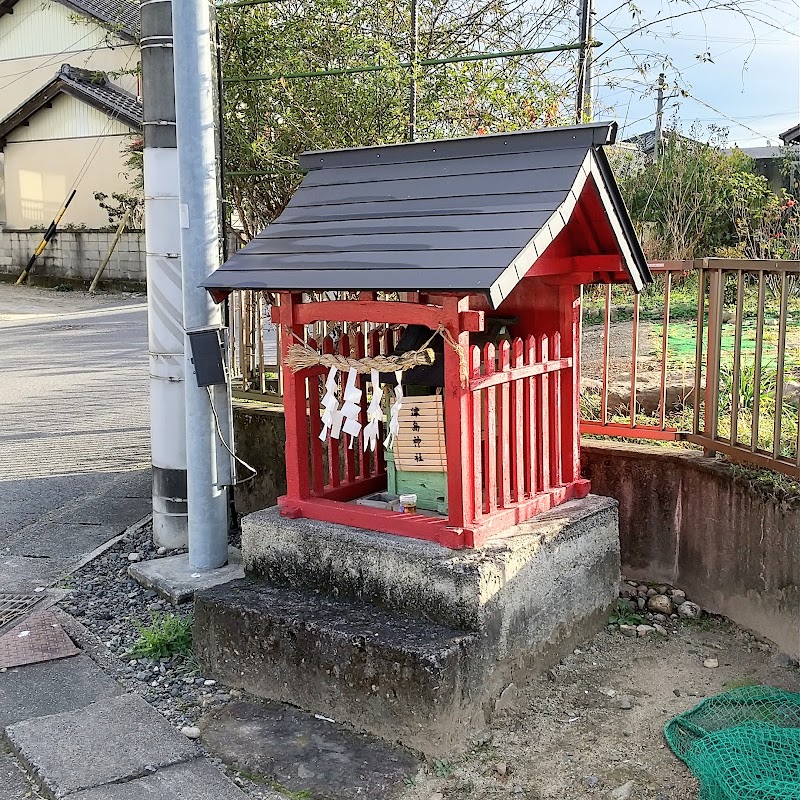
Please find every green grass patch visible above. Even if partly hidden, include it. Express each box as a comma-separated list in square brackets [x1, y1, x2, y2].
[608, 599, 645, 627]
[131, 612, 193, 659]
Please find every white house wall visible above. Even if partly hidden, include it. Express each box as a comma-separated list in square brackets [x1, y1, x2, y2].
[4, 133, 134, 227]
[7, 93, 133, 142]
[0, 0, 139, 117]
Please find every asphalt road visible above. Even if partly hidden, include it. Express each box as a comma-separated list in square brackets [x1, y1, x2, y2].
[0, 283, 151, 590]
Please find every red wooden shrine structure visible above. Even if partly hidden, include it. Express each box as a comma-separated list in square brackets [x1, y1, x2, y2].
[204, 122, 651, 549]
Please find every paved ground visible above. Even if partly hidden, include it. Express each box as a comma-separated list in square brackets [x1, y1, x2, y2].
[0, 284, 151, 590]
[0, 285, 248, 799]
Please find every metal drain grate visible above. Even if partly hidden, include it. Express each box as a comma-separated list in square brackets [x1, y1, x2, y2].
[0, 593, 42, 631]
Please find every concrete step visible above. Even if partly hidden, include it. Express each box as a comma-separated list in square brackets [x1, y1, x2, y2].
[194, 579, 484, 755]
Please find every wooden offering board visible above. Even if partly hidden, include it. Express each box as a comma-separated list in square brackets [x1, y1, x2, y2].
[393, 394, 447, 472]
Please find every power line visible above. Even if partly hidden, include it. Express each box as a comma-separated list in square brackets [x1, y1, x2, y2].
[223, 41, 588, 85]
[678, 90, 779, 141]
[0, 27, 110, 93]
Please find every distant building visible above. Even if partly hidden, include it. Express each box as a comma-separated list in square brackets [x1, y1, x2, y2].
[621, 128, 697, 156]
[0, 0, 140, 228]
[623, 128, 798, 198]
[730, 145, 796, 196]
[780, 123, 800, 146]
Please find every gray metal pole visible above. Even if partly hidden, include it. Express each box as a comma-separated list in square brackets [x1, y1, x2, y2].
[172, 0, 229, 570]
[407, 0, 419, 142]
[655, 72, 665, 160]
[141, 0, 189, 549]
[575, 0, 591, 122]
[582, 0, 594, 121]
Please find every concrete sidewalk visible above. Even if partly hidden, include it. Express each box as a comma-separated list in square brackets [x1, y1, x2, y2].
[0, 653, 248, 799]
[0, 288, 247, 798]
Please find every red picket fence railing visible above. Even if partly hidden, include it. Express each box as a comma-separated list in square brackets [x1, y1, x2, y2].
[468, 335, 577, 523]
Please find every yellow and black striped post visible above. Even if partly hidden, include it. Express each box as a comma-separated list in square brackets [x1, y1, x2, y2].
[15, 189, 77, 285]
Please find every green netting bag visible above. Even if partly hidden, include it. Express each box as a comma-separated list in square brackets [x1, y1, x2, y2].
[664, 685, 800, 800]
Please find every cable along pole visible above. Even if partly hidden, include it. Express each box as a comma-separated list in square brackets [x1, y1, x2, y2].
[654, 72, 666, 160]
[575, 0, 593, 123]
[407, 0, 419, 142]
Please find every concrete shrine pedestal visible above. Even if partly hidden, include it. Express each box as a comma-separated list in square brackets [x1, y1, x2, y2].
[194, 495, 620, 755]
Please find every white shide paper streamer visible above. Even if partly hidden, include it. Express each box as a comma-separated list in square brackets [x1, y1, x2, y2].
[340, 367, 363, 449]
[363, 368, 383, 452]
[319, 366, 341, 441]
[383, 370, 403, 450]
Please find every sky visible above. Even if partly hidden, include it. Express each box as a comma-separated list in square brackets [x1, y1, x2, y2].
[589, 0, 800, 147]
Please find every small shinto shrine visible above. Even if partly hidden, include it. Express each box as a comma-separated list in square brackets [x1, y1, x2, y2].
[195, 122, 652, 755]
[205, 122, 650, 549]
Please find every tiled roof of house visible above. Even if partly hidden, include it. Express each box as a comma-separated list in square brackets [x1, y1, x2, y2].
[0, 64, 142, 144]
[0, 0, 139, 40]
[780, 124, 800, 146]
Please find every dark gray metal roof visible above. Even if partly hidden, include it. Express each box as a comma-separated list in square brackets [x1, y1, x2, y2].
[205, 122, 650, 308]
[780, 123, 800, 145]
[0, 65, 142, 146]
[0, 0, 139, 39]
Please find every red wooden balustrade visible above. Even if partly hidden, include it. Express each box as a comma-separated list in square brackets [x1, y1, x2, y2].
[276, 289, 590, 549]
[300, 327, 401, 503]
[467, 335, 584, 533]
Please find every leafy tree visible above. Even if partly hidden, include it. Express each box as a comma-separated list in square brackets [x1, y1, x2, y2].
[610, 130, 799, 260]
[218, 0, 574, 240]
[94, 135, 144, 229]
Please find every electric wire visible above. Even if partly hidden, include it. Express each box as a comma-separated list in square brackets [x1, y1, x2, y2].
[206, 386, 258, 484]
[0, 25, 119, 93]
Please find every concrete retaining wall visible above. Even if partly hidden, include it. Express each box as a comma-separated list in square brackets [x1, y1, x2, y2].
[0, 228, 146, 285]
[230, 404, 800, 657]
[582, 441, 800, 657]
[232, 402, 286, 516]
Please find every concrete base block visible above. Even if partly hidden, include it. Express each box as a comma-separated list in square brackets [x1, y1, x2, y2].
[128, 548, 244, 604]
[195, 495, 620, 754]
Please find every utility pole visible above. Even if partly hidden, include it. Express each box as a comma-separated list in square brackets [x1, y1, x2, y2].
[172, 0, 230, 570]
[141, 0, 188, 548]
[575, 0, 593, 123]
[407, 0, 419, 142]
[654, 72, 666, 160]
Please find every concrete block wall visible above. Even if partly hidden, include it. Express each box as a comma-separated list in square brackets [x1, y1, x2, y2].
[0, 228, 146, 284]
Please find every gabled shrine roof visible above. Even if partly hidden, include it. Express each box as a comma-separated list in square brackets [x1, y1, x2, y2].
[204, 122, 651, 309]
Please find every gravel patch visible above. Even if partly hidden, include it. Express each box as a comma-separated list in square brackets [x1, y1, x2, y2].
[56, 524, 282, 798]
[60, 526, 800, 800]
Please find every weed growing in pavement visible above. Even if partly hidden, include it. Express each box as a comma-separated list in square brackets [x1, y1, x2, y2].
[271, 784, 312, 800]
[131, 612, 193, 659]
[679, 615, 713, 632]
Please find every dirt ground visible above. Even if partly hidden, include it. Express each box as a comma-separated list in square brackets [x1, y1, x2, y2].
[398, 616, 800, 800]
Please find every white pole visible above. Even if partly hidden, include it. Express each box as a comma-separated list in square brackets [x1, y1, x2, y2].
[172, 0, 229, 569]
[142, 0, 188, 549]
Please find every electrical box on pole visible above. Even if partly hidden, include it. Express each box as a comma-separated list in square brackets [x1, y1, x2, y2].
[187, 328, 228, 387]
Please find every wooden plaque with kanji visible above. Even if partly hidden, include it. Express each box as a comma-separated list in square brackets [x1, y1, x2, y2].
[393, 394, 447, 472]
